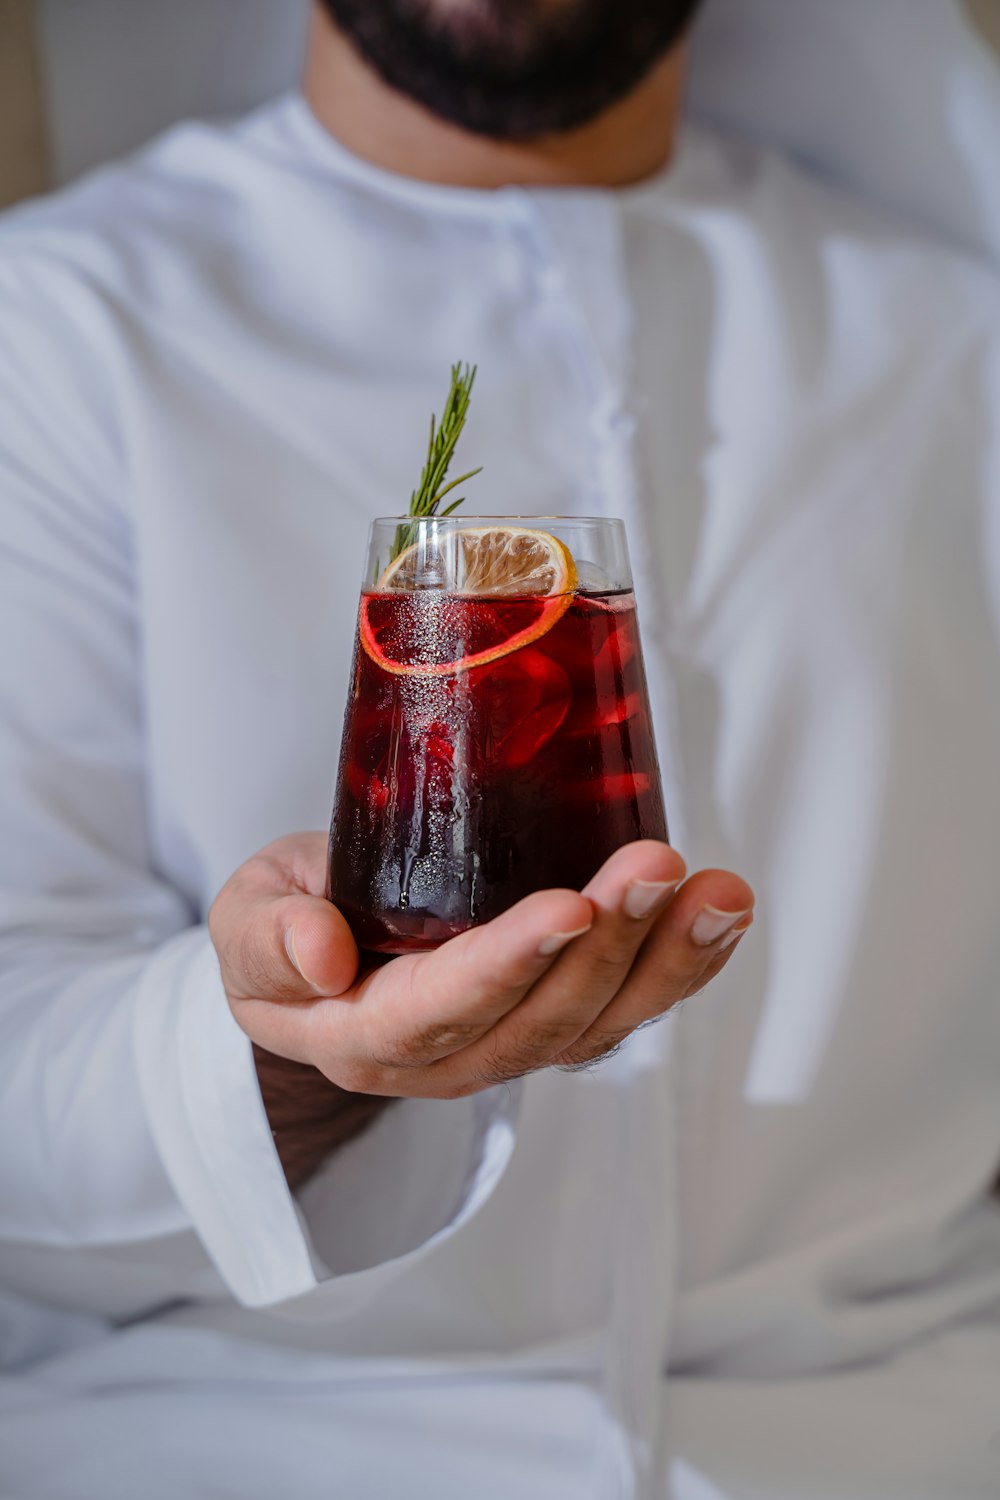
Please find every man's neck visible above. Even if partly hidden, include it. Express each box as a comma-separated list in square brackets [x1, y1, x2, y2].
[303, 7, 686, 191]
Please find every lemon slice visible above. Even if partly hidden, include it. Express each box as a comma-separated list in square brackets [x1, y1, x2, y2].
[362, 525, 577, 677]
[379, 525, 576, 597]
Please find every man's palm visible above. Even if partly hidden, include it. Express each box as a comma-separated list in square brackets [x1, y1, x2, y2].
[210, 832, 754, 1100]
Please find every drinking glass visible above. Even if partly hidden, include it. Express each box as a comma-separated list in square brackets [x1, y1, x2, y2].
[328, 516, 668, 954]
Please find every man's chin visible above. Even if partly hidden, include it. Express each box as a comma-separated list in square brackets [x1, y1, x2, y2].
[318, 0, 705, 140]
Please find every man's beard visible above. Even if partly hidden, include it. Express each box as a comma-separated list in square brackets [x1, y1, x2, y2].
[319, 0, 706, 139]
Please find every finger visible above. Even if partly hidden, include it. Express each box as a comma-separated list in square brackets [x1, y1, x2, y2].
[450, 841, 685, 1080]
[213, 881, 359, 1005]
[682, 917, 753, 994]
[644, 867, 755, 970]
[324, 885, 595, 1078]
[283, 893, 361, 996]
[557, 869, 755, 1064]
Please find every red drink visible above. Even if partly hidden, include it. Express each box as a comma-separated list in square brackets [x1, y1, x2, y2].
[328, 583, 667, 954]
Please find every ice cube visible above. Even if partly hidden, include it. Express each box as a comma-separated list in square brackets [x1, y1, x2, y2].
[477, 649, 572, 769]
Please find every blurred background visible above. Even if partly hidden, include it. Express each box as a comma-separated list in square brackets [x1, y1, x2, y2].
[2, 0, 999, 210]
[0, 0, 311, 206]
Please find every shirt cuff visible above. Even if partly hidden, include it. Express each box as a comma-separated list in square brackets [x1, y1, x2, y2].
[133, 928, 319, 1307]
[133, 928, 521, 1311]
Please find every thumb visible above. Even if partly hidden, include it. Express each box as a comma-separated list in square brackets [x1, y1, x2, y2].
[220, 888, 360, 1003]
[279, 892, 360, 997]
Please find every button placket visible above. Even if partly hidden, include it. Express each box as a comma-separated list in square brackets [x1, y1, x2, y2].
[510, 191, 684, 1500]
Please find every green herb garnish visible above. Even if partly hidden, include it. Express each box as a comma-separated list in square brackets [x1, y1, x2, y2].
[382, 362, 483, 577]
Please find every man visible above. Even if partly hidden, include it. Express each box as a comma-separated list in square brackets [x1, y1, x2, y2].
[0, 2, 998, 1497]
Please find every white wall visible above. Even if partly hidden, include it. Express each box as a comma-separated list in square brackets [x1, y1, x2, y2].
[37, 0, 311, 185]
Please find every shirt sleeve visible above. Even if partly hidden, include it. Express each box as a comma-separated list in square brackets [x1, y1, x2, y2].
[0, 243, 518, 1315]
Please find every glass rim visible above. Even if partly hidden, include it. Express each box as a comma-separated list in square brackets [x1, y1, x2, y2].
[364, 515, 632, 594]
[371, 514, 623, 527]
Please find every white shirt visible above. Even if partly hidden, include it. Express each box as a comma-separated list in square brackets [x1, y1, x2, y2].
[1, 94, 999, 1500]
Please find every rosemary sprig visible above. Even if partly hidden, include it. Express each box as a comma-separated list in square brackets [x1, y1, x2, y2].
[387, 362, 483, 568]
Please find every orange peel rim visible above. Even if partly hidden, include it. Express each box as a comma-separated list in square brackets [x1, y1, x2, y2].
[359, 590, 574, 677]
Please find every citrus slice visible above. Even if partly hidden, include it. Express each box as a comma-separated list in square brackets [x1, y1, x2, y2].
[379, 525, 576, 597]
[362, 526, 577, 677]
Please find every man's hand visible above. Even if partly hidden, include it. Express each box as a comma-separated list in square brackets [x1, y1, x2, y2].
[209, 832, 753, 1182]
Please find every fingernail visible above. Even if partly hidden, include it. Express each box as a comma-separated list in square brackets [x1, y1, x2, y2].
[623, 878, 682, 921]
[718, 920, 753, 951]
[539, 924, 592, 957]
[691, 906, 753, 947]
[284, 925, 308, 980]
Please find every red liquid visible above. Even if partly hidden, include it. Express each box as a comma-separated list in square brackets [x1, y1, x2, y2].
[328, 590, 668, 954]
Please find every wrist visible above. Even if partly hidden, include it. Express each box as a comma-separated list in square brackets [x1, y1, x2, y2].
[253, 1044, 391, 1189]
